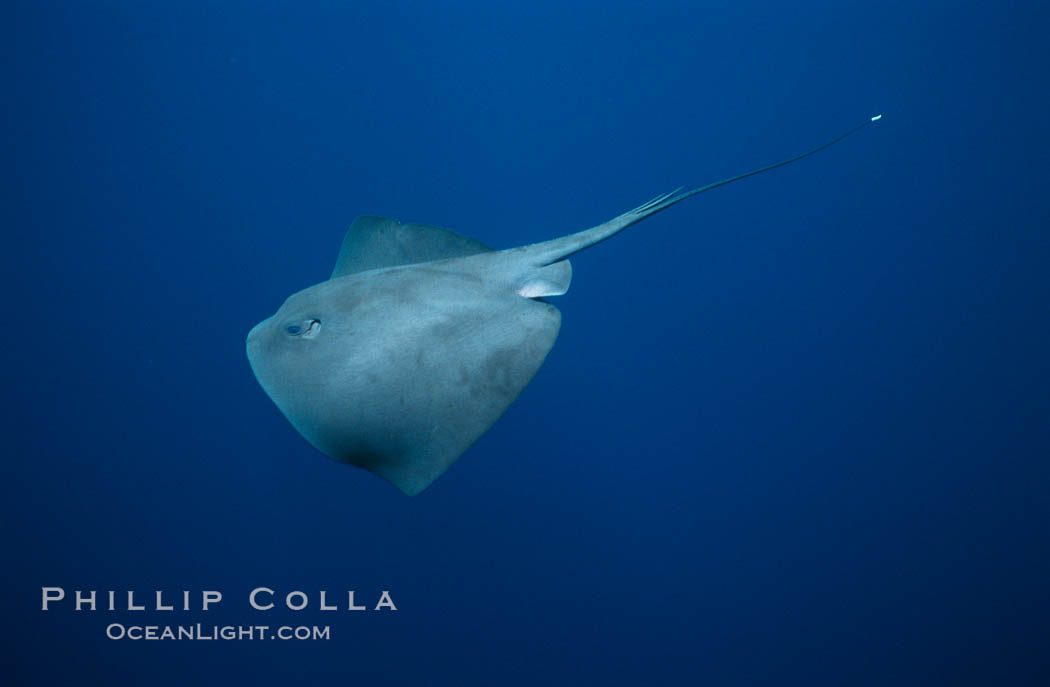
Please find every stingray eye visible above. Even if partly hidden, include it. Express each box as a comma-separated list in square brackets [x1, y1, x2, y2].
[285, 324, 302, 336]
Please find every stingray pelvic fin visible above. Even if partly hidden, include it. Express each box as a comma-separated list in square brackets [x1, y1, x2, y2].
[518, 260, 572, 298]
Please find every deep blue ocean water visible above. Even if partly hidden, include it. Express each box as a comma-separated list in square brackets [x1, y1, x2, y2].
[7, 1, 1050, 684]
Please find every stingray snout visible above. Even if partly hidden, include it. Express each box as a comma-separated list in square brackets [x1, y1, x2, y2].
[246, 319, 265, 346]
[246, 317, 274, 358]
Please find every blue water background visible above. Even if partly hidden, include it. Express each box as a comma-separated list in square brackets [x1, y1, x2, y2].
[7, 1, 1050, 684]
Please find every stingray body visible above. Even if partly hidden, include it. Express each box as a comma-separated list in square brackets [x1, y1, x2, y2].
[247, 117, 879, 494]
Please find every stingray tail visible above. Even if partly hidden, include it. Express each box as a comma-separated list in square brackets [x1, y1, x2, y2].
[525, 115, 882, 267]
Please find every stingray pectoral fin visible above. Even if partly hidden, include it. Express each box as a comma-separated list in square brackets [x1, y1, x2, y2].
[331, 216, 493, 279]
[271, 267, 564, 496]
[352, 295, 562, 495]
